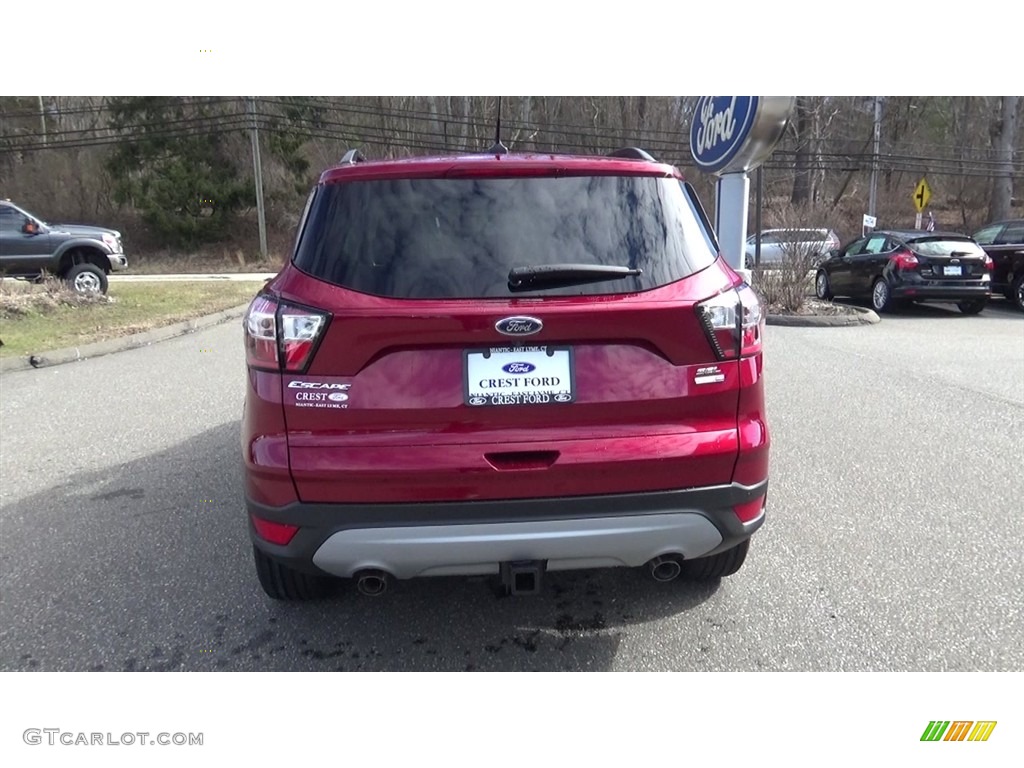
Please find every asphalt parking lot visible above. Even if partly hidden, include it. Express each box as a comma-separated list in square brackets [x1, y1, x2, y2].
[1, 300, 1021, 671]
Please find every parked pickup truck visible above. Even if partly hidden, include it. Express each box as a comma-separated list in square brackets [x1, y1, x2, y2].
[0, 199, 128, 294]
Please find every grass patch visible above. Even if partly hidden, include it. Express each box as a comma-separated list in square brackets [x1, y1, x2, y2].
[129, 247, 285, 275]
[0, 279, 259, 358]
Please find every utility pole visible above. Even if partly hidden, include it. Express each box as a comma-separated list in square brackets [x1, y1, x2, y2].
[248, 97, 268, 260]
[867, 96, 882, 219]
[990, 95, 1020, 222]
[37, 96, 46, 146]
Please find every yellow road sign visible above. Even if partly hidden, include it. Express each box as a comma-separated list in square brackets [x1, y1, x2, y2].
[913, 178, 932, 213]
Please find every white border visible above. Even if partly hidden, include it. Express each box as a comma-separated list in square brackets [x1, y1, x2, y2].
[1, 673, 1020, 766]
[3, 1, 1017, 94]
[3, 6, 1019, 766]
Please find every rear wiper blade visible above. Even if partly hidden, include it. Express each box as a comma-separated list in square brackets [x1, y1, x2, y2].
[508, 263, 642, 292]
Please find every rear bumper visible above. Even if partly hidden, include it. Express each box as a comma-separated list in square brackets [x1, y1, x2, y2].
[247, 480, 767, 579]
[892, 281, 990, 301]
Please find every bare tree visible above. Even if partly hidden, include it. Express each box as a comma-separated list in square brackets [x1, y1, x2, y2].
[791, 97, 814, 204]
[4, 95, 1021, 260]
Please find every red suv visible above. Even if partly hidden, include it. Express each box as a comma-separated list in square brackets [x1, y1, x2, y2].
[241, 147, 769, 600]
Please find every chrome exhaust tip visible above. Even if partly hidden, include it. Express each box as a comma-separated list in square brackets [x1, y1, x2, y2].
[647, 555, 683, 583]
[354, 569, 392, 597]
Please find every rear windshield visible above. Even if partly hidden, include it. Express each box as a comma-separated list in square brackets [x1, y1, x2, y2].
[293, 175, 718, 298]
[908, 238, 986, 257]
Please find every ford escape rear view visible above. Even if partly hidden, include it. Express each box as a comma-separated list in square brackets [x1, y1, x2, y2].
[241, 148, 769, 600]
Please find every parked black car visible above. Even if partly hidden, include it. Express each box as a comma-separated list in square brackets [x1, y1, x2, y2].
[0, 200, 128, 294]
[972, 219, 1024, 311]
[814, 230, 992, 314]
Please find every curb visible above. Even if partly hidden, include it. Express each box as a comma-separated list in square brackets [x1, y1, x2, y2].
[0, 304, 249, 374]
[767, 305, 880, 327]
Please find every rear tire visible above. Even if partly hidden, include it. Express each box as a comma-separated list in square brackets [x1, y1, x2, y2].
[815, 271, 833, 300]
[1011, 273, 1024, 312]
[957, 298, 987, 315]
[681, 539, 750, 580]
[253, 546, 335, 600]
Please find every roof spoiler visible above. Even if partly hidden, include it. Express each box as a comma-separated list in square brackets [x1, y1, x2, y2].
[607, 147, 657, 162]
[338, 149, 366, 165]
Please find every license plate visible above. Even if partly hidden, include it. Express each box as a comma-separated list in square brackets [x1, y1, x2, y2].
[464, 346, 575, 406]
[943, 266, 962, 276]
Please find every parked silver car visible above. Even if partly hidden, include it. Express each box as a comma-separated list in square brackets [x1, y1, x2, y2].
[745, 228, 840, 268]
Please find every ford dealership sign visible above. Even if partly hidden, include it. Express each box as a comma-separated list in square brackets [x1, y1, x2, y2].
[690, 97, 758, 171]
[689, 96, 795, 176]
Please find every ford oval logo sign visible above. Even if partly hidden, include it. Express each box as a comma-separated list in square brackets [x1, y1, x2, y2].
[502, 362, 536, 374]
[495, 316, 543, 336]
[690, 96, 758, 174]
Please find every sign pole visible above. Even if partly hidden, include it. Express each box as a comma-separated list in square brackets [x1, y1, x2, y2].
[688, 96, 795, 284]
[754, 166, 763, 268]
[912, 178, 932, 227]
[715, 173, 750, 273]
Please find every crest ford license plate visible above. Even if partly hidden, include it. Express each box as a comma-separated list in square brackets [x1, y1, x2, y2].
[464, 346, 575, 406]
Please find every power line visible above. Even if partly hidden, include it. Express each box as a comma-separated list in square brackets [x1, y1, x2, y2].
[3, 98, 1020, 181]
[5, 97, 1014, 162]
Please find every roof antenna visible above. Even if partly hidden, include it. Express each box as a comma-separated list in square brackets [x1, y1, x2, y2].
[487, 96, 509, 155]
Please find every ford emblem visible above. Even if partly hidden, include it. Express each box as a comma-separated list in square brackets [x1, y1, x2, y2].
[502, 362, 536, 374]
[688, 96, 795, 176]
[690, 97, 758, 173]
[495, 316, 543, 336]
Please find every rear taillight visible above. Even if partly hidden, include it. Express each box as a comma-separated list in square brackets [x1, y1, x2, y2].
[245, 295, 279, 370]
[250, 514, 300, 545]
[697, 284, 764, 360]
[244, 294, 329, 373]
[984, 254, 994, 271]
[890, 250, 919, 270]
